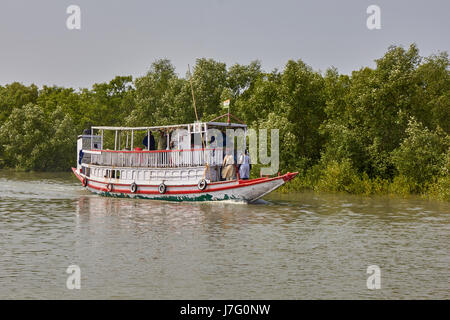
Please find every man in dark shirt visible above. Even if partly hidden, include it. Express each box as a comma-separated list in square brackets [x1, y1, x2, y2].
[143, 132, 156, 150]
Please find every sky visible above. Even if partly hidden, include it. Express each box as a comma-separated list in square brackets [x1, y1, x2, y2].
[0, 0, 448, 89]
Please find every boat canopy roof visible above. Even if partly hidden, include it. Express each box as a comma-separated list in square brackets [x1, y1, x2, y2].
[91, 121, 247, 131]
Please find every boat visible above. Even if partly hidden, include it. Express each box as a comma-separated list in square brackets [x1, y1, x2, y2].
[72, 121, 298, 203]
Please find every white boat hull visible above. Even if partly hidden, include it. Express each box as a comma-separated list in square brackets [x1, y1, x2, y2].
[72, 168, 298, 203]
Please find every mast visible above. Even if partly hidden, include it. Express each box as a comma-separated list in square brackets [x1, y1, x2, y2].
[188, 64, 211, 180]
[188, 64, 199, 122]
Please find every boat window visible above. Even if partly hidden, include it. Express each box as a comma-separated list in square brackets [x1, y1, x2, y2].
[111, 170, 120, 179]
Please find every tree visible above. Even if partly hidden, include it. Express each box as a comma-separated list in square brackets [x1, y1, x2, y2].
[90, 75, 135, 126]
[391, 118, 449, 184]
[277, 59, 326, 167]
[190, 58, 228, 119]
[0, 104, 76, 171]
[227, 61, 262, 97]
[0, 82, 38, 124]
[256, 112, 297, 171]
[126, 59, 190, 126]
[321, 44, 438, 179]
[234, 70, 280, 125]
[412, 52, 450, 133]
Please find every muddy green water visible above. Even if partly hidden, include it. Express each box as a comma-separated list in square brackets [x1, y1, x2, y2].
[0, 171, 448, 299]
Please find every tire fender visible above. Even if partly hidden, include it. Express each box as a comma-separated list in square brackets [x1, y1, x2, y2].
[198, 179, 208, 191]
[158, 183, 167, 194]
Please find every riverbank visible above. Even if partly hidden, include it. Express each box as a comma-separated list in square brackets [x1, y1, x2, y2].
[276, 167, 450, 202]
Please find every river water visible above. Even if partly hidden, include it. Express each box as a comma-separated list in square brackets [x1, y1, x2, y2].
[0, 170, 448, 299]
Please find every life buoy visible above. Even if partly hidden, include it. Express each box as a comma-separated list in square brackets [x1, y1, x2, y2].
[158, 183, 167, 194]
[82, 178, 88, 187]
[198, 179, 207, 191]
[106, 184, 113, 192]
[130, 182, 137, 193]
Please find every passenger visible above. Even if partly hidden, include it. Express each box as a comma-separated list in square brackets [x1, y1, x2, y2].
[222, 131, 227, 149]
[208, 136, 217, 165]
[204, 165, 218, 182]
[157, 130, 167, 150]
[78, 149, 84, 165]
[169, 130, 178, 150]
[143, 132, 156, 150]
[238, 149, 251, 180]
[221, 150, 236, 181]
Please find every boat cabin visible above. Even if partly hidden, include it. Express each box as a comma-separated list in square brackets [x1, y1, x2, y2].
[77, 121, 247, 186]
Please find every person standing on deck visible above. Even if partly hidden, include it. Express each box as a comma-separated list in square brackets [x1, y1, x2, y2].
[238, 149, 251, 180]
[143, 132, 155, 150]
[221, 150, 235, 181]
[157, 130, 167, 150]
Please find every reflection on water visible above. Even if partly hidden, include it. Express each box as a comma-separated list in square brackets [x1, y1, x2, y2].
[0, 171, 449, 299]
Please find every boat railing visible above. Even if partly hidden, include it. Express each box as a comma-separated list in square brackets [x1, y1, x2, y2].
[88, 148, 225, 168]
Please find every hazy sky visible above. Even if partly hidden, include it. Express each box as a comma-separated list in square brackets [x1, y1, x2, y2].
[0, 0, 448, 88]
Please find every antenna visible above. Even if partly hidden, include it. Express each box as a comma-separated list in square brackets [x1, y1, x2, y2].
[188, 64, 199, 122]
[188, 64, 211, 181]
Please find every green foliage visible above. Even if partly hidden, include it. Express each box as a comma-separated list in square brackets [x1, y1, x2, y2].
[389, 175, 420, 196]
[391, 118, 449, 185]
[413, 52, 450, 132]
[426, 176, 450, 201]
[278, 60, 326, 163]
[0, 82, 38, 123]
[0, 104, 76, 171]
[190, 58, 228, 118]
[90, 75, 135, 126]
[227, 61, 262, 98]
[255, 112, 297, 171]
[127, 59, 192, 126]
[313, 159, 362, 193]
[235, 70, 280, 125]
[320, 44, 445, 178]
[0, 44, 448, 200]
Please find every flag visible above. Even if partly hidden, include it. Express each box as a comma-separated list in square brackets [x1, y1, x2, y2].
[223, 99, 230, 108]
